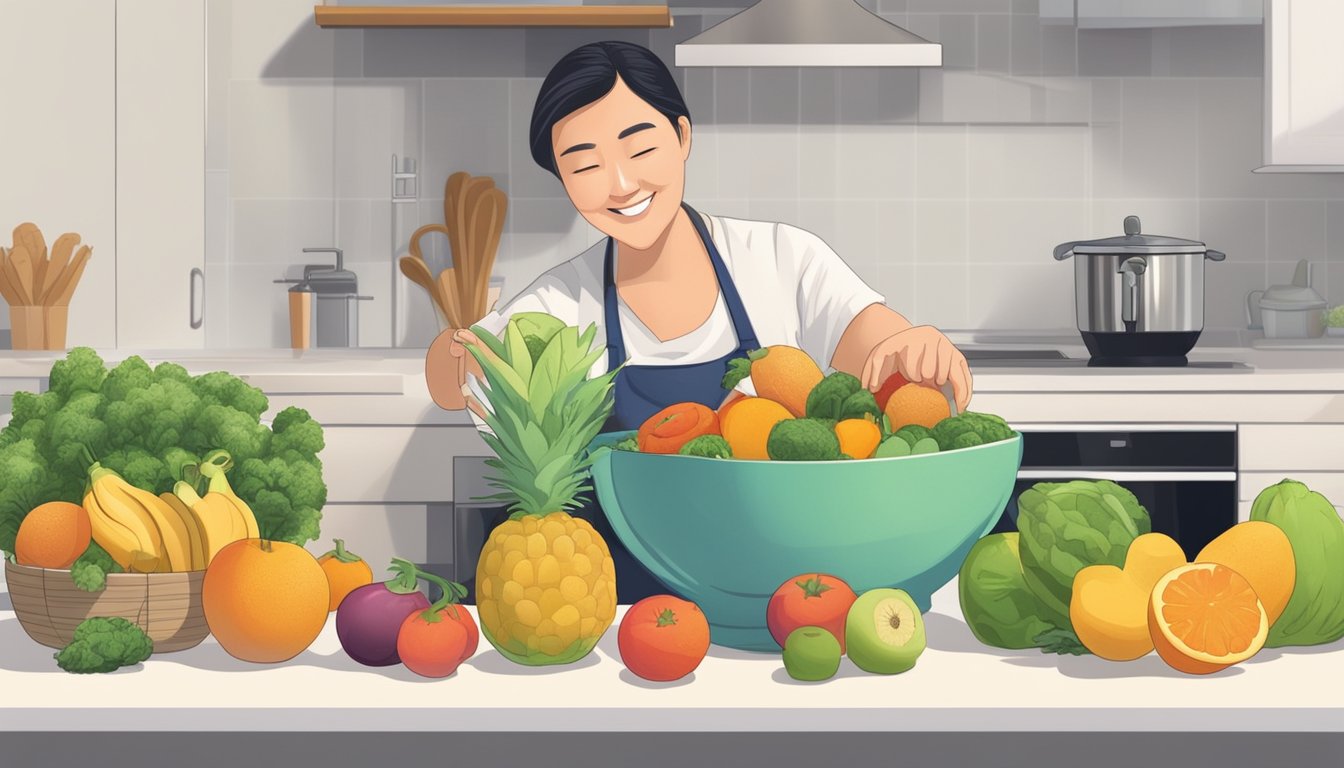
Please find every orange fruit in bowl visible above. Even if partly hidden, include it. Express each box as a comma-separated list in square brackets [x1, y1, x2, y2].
[1194, 520, 1295, 626]
[720, 397, 793, 460]
[884, 383, 951, 431]
[1148, 563, 1268, 675]
[15, 501, 92, 569]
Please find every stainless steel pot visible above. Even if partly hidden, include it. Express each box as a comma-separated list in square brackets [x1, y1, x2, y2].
[1054, 216, 1225, 365]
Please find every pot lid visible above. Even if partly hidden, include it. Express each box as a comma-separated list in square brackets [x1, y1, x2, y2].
[1260, 283, 1327, 310]
[1069, 215, 1208, 255]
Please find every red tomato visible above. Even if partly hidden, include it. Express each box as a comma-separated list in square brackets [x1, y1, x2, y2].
[766, 574, 858, 652]
[396, 605, 476, 678]
[617, 595, 711, 682]
[874, 373, 911, 412]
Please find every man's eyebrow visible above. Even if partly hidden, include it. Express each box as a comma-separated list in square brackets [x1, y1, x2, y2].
[617, 122, 656, 139]
[560, 142, 596, 157]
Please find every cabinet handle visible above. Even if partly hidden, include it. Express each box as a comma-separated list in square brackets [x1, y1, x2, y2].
[190, 268, 204, 329]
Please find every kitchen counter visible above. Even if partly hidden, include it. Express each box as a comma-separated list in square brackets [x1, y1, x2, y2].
[1, 577, 1340, 733]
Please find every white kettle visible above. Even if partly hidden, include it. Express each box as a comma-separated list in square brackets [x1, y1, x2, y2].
[1247, 259, 1327, 338]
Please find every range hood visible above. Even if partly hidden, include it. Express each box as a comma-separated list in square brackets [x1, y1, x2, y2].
[674, 0, 942, 68]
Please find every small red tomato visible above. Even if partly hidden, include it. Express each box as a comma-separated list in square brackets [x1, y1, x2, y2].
[397, 603, 476, 678]
[874, 373, 911, 412]
[617, 595, 711, 682]
[766, 574, 858, 652]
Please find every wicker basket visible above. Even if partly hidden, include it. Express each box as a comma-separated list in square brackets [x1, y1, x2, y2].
[5, 560, 209, 652]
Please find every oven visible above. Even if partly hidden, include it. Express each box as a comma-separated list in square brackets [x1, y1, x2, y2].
[987, 425, 1239, 560]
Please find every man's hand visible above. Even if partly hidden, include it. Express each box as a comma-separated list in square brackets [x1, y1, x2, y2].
[425, 328, 492, 419]
[859, 325, 973, 413]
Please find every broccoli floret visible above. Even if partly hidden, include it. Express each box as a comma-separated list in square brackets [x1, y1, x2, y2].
[931, 414, 978, 450]
[193, 370, 268, 420]
[70, 541, 124, 592]
[948, 432, 986, 450]
[960, 412, 1015, 443]
[840, 389, 880, 421]
[100, 449, 172, 495]
[805, 372, 866, 422]
[47, 347, 107, 401]
[54, 617, 153, 674]
[271, 407, 325, 458]
[679, 435, 733, 458]
[234, 456, 325, 544]
[191, 404, 272, 464]
[0, 440, 57, 554]
[104, 380, 201, 456]
[47, 391, 108, 477]
[613, 436, 639, 452]
[767, 419, 841, 461]
[100, 356, 154, 403]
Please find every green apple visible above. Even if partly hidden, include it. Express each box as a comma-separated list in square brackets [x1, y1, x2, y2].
[782, 626, 842, 681]
[845, 588, 926, 675]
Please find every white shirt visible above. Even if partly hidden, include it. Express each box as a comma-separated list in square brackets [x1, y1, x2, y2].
[474, 212, 885, 382]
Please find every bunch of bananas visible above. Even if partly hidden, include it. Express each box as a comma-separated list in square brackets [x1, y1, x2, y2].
[84, 450, 260, 573]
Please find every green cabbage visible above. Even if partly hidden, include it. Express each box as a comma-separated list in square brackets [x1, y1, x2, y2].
[959, 533, 1062, 650]
[1250, 479, 1344, 647]
[1016, 480, 1151, 628]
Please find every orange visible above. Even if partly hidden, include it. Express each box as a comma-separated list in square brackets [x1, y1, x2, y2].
[317, 539, 374, 612]
[884, 383, 951, 431]
[835, 418, 882, 460]
[15, 502, 92, 569]
[745, 346, 823, 418]
[1148, 563, 1268, 675]
[1195, 521, 1296, 626]
[1071, 532, 1187, 661]
[203, 539, 330, 663]
[720, 397, 793, 460]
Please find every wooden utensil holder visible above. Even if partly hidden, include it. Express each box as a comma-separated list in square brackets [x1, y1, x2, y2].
[9, 304, 68, 350]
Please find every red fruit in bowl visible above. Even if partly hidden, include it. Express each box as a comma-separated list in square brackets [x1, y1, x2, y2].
[767, 574, 858, 652]
[874, 373, 911, 412]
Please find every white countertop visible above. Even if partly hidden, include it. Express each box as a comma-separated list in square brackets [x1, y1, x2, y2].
[2, 578, 1340, 733]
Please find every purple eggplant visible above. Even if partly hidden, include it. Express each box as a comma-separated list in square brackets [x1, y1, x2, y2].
[336, 558, 431, 666]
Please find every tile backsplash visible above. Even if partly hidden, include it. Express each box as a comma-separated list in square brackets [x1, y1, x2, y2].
[206, 0, 1344, 348]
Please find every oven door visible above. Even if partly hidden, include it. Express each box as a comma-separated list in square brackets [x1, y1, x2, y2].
[988, 470, 1239, 560]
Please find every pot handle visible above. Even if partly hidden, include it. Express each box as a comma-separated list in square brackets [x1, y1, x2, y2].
[1205, 249, 1226, 261]
[1053, 241, 1083, 261]
[1246, 290, 1265, 330]
[1118, 257, 1148, 325]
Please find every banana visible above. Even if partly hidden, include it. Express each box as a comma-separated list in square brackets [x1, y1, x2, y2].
[86, 464, 164, 570]
[84, 489, 143, 570]
[161, 491, 207, 571]
[200, 451, 261, 541]
[174, 481, 234, 566]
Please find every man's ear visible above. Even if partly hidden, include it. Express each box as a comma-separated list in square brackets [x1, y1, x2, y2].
[678, 116, 693, 160]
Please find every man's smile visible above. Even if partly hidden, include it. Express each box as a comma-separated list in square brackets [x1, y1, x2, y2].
[609, 192, 654, 217]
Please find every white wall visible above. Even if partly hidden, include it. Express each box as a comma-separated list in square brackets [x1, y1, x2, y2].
[205, 0, 1344, 348]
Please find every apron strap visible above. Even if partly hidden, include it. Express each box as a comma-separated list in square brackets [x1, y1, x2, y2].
[602, 203, 761, 373]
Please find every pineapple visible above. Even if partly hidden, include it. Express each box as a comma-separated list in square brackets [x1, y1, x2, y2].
[467, 312, 621, 666]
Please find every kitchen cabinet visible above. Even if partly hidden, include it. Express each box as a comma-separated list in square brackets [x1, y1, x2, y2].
[1039, 0, 1262, 27]
[1238, 423, 1344, 520]
[1259, 0, 1344, 172]
[115, 0, 207, 347]
[0, 0, 117, 349]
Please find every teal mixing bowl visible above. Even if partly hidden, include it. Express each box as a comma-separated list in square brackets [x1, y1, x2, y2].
[588, 432, 1023, 651]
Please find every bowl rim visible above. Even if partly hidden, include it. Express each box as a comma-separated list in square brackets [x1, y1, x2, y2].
[590, 431, 1022, 464]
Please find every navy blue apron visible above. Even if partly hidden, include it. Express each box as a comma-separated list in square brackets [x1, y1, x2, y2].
[577, 203, 760, 603]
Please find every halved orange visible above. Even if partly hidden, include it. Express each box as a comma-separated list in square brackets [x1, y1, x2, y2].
[1148, 563, 1268, 675]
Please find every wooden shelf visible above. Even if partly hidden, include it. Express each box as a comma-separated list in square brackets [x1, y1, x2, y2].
[314, 4, 673, 28]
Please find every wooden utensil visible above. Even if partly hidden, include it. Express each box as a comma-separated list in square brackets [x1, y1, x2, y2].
[438, 268, 464, 330]
[444, 172, 471, 299]
[477, 188, 507, 319]
[399, 254, 451, 323]
[49, 245, 91, 306]
[470, 188, 505, 323]
[43, 233, 80, 305]
[12, 223, 46, 302]
[7, 244, 34, 305]
[460, 176, 496, 322]
[0, 247, 17, 305]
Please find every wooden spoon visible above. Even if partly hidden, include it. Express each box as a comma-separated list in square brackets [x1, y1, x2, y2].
[444, 172, 471, 291]
[7, 244, 34, 305]
[50, 246, 91, 306]
[0, 247, 19, 305]
[43, 233, 80, 306]
[399, 255, 451, 322]
[12, 223, 46, 303]
[460, 177, 497, 322]
[437, 268, 464, 330]
[473, 188, 507, 322]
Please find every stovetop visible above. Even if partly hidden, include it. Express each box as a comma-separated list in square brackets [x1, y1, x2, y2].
[961, 348, 1253, 371]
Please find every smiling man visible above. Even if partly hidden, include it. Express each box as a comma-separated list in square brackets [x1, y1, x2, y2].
[426, 40, 972, 601]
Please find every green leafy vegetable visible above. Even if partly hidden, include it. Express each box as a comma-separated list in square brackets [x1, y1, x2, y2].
[613, 436, 639, 452]
[766, 419, 841, 461]
[54, 617, 153, 674]
[678, 434, 733, 459]
[70, 542, 124, 592]
[0, 348, 327, 560]
[721, 348, 766, 391]
[931, 412, 1015, 451]
[804, 372, 880, 422]
[1032, 627, 1090, 656]
[1016, 480, 1151, 629]
[958, 533, 1064, 651]
[1249, 479, 1344, 647]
